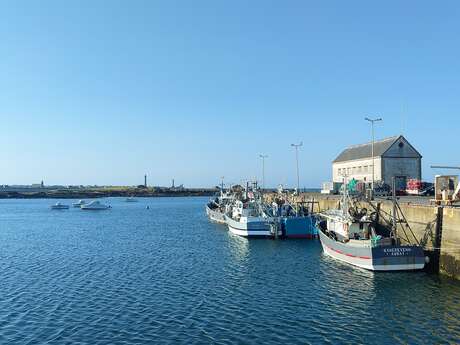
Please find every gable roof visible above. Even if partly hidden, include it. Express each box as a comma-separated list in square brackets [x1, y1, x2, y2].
[333, 135, 420, 163]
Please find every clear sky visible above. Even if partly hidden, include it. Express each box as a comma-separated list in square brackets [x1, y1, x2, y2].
[1, 1, 459, 188]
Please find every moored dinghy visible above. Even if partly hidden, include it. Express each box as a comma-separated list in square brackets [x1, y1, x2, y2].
[51, 202, 69, 210]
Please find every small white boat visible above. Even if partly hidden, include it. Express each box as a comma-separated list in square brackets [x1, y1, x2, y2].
[51, 202, 69, 210]
[72, 200, 86, 207]
[80, 200, 111, 210]
[125, 197, 138, 202]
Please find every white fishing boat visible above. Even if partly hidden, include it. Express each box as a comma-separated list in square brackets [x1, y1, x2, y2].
[72, 200, 86, 207]
[317, 177, 426, 271]
[125, 196, 138, 202]
[51, 202, 69, 210]
[80, 200, 111, 210]
[205, 188, 235, 224]
[225, 199, 275, 237]
[224, 184, 281, 238]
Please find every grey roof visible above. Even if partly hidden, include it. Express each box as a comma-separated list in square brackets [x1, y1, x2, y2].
[333, 135, 402, 163]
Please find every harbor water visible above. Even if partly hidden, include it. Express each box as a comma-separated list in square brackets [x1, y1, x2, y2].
[0, 197, 459, 344]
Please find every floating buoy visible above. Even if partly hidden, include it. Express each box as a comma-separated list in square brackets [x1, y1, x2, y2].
[146, 206, 150, 209]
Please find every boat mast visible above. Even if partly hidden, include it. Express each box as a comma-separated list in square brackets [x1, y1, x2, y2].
[341, 174, 349, 216]
[391, 177, 398, 239]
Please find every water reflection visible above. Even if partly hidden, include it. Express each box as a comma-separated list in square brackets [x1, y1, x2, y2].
[226, 232, 250, 263]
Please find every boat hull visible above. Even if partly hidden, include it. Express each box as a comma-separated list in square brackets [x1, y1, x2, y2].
[318, 228, 425, 271]
[281, 216, 318, 239]
[81, 208, 110, 210]
[205, 205, 226, 224]
[81, 206, 110, 210]
[225, 215, 274, 237]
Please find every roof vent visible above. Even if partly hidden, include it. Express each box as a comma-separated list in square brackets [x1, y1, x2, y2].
[398, 142, 404, 148]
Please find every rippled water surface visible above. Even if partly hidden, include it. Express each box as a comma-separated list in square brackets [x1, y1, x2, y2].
[0, 197, 459, 344]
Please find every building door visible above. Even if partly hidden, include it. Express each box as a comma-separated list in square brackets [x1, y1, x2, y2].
[394, 176, 407, 192]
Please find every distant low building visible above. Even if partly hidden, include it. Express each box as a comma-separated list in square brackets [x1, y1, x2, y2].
[332, 135, 422, 190]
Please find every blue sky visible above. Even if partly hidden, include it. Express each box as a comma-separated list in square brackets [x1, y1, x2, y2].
[0, 1, 459, 187]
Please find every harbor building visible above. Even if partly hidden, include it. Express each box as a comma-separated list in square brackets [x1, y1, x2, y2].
[332, 135, 422, 190]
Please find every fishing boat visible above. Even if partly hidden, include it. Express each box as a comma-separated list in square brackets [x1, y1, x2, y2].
[224, 184, 281, 238]
[81, 200, 111, 210]
[317, 177, 426, 271]
[225, 199, 276, 237]
[51, 202, 69, 210]
[271, 200, 318, 239]
[205, 188, 235, 224]
[125, 196, 138, 202]
[72, 200, 86, 207]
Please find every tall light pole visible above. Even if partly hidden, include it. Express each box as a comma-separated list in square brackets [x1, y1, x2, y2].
[291, 142, 303, 193]
[259, 154, 268, 190]
[365, 117, 382, 195]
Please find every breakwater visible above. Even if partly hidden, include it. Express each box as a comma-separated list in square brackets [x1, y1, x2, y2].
[265, 192, 460, 279]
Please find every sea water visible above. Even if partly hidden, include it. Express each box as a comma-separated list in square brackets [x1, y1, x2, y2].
[0, 197, 459, 344]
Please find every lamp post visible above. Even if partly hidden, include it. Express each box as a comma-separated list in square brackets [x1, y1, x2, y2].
[259, 154, 268, 190]
[365, 117, 382, 196]
[291, 142, 303, 193]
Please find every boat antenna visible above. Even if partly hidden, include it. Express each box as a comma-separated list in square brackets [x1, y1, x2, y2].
[220, 176, 225, 195]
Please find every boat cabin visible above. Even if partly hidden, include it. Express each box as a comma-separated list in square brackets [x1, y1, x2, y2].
[232, 200, 259, 220]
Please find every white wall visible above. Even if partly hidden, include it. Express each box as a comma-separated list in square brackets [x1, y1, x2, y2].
[332, 158, 382, 183]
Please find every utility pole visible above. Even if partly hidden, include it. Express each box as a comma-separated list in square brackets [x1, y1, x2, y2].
[259, 154, 268, 190]
[291, 142, 303, 193]
[365, 117, 382, 197]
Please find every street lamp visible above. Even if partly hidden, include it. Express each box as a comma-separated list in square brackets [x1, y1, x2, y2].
[291, 142, 303, 193]
[365, 117, 382, 195]
[259, 154, 268, 190]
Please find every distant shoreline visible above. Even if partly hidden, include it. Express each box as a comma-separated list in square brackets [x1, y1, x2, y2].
[0, 188, 216, 199]
[0, 187, 322, 199]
